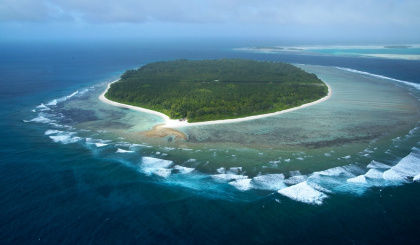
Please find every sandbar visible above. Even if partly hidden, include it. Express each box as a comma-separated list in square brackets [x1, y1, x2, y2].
[236, 46, 420, 61]
[361, 54, 420, 60]
[141, 124, 187, 140]
[99, 80, 332, 129]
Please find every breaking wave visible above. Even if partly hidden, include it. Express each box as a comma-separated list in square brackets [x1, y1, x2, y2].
[50, 91, 79, 105]
[140, 157, 174, 178]
[48, 131, 81, 144]
[24, 77, 420, 206]
[278, 182, 328, 205]
[116, 148, 135, 153]
[337, 67, 420, 90]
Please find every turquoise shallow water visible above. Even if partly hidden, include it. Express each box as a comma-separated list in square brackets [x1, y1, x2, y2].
[308, 47, 420, 56]
[2, 40, 420, 244]
[302, 46, 420, 61]
[25, 64, 420, 204]
[240, 45, 420, 61]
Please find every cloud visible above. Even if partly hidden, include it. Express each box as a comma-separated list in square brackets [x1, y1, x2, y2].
[1, 0, 419, 27]
[0, 0, 48, 21]
[1, 0, 419, 43]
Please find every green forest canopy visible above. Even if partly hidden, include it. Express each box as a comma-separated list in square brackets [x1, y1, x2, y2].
[105, 59, 328, 123]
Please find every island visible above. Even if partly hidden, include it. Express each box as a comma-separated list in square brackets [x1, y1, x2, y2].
[104, 59, 329, 123]
[383, 45, 411, 49]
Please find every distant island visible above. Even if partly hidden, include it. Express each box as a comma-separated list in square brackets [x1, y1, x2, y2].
[252, 46, 304, 51]
[383, 45, 411, 49]
[105, 59, 328, 123]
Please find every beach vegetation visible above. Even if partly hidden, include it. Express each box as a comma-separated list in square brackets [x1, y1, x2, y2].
[105, 59, 328, 122]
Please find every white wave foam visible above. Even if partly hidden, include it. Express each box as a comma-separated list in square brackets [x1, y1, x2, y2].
[173, 165, 195, 174]
[278, 182, 328, 205]
[153, 169, 172, 178]
[142, 157, 173, 168]
[250, 174, 287, 190]
[306, 165, 368, 194]
[289, 170, 302, 176]
[49, 134, 81, 144]
[364, 169, 384, 179]
[347, 175, 367, 184]
[284, 175, 307, 185]
[85, 138, 111, 147]
[367, 160, 391, 169]
[116, 142, 131, 147]
[227, 167, 242, 175]
[65, 91, 78, 99]
[315, 166, 356, 177]
[337, 67, 420, 90]
[307, 174, 348, 193]
[36, 103, 50, 111]
[414, 174, 420, 182]
[45, 129, 63, 135]
[409, 127, 420, 136]
[49, 91, 79, 105]
[116, 148, 134, 153]
[382, 169, 407, 183]
[163, 147, 176, 151]
[388, 150, 420, 179]
[229, 178, 252, 191]
[99, 139, 112, 144]
[46, 99, 57, 106]
[78, 88, 89, 95]
[140, 157, 174, 178]
[48, 122, 71, 129]
[30, 116, 55, 124]
[211, 174, 248, 182]
[307, 182, 333, 194]
[216, 167, 226, 174]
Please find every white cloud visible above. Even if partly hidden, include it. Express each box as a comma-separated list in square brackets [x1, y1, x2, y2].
[1, 0, 419, 42]
[0, 0, 419, 26]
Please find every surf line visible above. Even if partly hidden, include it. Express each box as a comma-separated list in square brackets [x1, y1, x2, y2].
[99, 80, 332, 128]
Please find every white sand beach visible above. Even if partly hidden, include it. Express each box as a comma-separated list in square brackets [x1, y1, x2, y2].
[99, 80, 332, 129]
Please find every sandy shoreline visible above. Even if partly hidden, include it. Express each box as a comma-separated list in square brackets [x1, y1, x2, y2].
[99, 80, 332, 128]
[100, 80, 171, 121]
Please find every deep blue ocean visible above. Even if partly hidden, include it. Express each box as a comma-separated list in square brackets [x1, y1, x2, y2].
[1, 39, 420, 244]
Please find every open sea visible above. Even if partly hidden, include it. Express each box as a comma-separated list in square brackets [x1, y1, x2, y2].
[1, 39, 420, 244]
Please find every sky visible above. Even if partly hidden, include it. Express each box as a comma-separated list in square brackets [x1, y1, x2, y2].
[1, 0, 420, 44]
